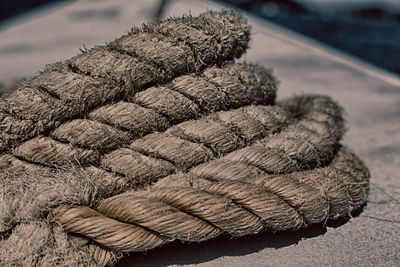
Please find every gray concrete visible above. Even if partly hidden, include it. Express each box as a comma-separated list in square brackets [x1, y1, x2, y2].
[0, 0, 399, 266]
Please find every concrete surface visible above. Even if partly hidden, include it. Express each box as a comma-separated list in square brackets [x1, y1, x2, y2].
[0, 0, 399, 266]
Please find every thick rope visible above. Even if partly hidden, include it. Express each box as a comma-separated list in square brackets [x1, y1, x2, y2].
[0, 10, 250, 152]
[0, 88, 370, 267]
[1, 63, 277, 172]
[0, 10, 370, 267]
[53, 146, 369, 266]
[48, 95, 369, 266]
[83, 95, 342, 196]
[0, 70, 369, 267]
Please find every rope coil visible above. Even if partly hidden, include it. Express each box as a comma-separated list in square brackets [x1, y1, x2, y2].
[0, 10, 369, 267]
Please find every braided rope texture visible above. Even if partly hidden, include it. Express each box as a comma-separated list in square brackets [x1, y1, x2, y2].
[0, 10, 369, 267]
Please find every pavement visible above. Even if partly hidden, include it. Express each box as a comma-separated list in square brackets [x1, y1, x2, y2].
[0, 0, 399, 266]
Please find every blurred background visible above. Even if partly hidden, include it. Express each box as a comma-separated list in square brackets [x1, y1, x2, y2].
[0, 0, 399, 95]
[219, 0, 400, 74]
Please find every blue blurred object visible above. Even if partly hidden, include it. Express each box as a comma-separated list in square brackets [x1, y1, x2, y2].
[0, 0, 72, 26]
[218, 0, 400, 74]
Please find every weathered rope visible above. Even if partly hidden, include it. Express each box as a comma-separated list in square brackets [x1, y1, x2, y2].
[52, 146, 369, 266]
[77, 94, 343, 198]
[0, 10, 250, 152]
[1, 63, 278, 178]
[48, 94, 367, 266]
[0, 10, 370, 267]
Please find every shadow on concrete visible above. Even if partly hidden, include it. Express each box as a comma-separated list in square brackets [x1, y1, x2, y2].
[117, 206, 366, 266]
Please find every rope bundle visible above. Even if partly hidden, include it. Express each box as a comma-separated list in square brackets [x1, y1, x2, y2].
[0, 10, 369, 267]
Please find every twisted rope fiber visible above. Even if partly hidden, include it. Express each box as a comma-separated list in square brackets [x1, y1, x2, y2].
[53, 148, 369, 266]
[51, 96, 369, 266]
[0, 10, 370, 267]
[0, 63, 279, 199]
[0, 93, 370, 266]
[0, 10, 250, 152]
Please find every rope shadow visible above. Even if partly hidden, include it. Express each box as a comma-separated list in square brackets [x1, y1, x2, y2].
[117, 205, 366, 266]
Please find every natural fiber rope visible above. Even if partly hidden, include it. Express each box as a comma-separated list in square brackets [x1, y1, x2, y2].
[1, 63, 278, 179]
[53, 145, 368, 266]
[0, 10, 370, 267]
[0, 10, 250, 152]
[47, 94, 370, 266]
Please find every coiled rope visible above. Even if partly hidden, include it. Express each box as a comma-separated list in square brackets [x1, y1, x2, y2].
[0, 10, 369, 267]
